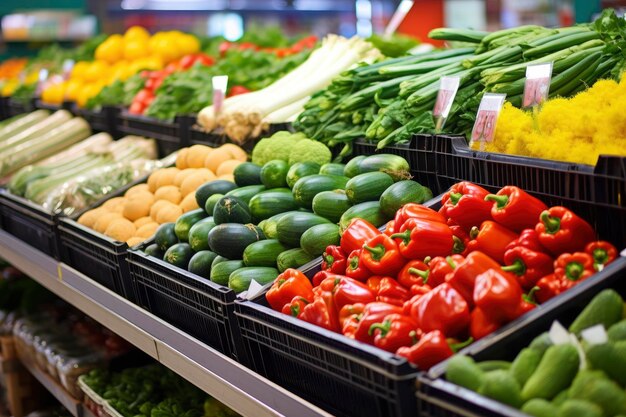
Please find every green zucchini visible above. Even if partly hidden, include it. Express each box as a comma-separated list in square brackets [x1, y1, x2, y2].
[225, 185, 266, 204]
[155, 223, 178, 251]
[260, 159, 289, 189]
[174, 208, 207, 242]
[213, 196, 252, 224]
[339, 201, 389, 232]
[379, 180, 433, 217]
[204, 193, 224, 215]
[233, 162, 263, 187]
[261, 212, 291, 239]
[211, 260, 245, 286]
[344, 155, 366, 178]
[243, 239, 289, 267]
[144, 243, 164, 258]
[319, 163, 346, 176]
[300, 223, 340, 256]
[163, 243, 193, 269]
[277, 248, 315, 272]
[187, 250, 218, 279]
[211, 255, 229, 269]
[228, 267, 279, 293]
[276, 211, 331, 247]
[358, 154, 410, 181]
[345, 172, 394, 203]
[312, 190, 352, 223]
[188, 217, 216, 252]
[208, 223, 265, 259]
[286, 161, 320, 188]
[248, 189, 298, 223]
[292, 174, 350, 209]
[195, 180, 237, 209]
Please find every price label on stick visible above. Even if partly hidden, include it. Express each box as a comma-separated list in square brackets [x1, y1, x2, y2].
[523, 62, 553, 108]
[433, 75, 460, 131]
[212, 75, 229, 117]
[470, 93, 506, 146]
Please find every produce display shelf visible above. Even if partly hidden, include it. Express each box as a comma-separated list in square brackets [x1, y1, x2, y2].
[18, 355, 82, 417]
[0, 230, 331, 417]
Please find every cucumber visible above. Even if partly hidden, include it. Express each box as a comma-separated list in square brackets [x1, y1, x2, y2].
[233, 162, 262, 186]
[569, 289, 624, 335]
[226, 185, 266, 204]
[358, 154, 410, 181]
[243, 239, 289, 267]
[300, 223, 340, 256]
[163, 243, 193, 268]
[286, 162, 320, 188]
[312, 190, 352, 223]
[339, 201, 389, 232]
[208, 223, 265, 259]
[211, 255, 229, 269]
[379, 180, 434, 217]
[187, 250, 218, 279]
[155, 223, 178, 251]
[188, 217, 216, 252]
[144, 243, 164, 258]
[213, 196, 252, 224]
[211, 260, 244, 286]
[319, 163, 346, 176]
[261, 212, 291, 239]
[292, 174, 350, 209]
[277, 248, 315, 272]
[174, 208, 207, 242]
[345, 172, 394, 203]
[195, 180, 237, 209]
[249, 189, 298, 223]
[344, 155, 366, 178]
[260, 160, 289, 189]
[228, 267, 279, 293]
[276, 211, 331, 247]
[204, 193, 224, 215]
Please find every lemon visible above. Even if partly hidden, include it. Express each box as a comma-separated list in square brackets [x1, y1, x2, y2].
[95, 34, 124, 64]
[124, 26, 150, 42]
[64, 79, 83, 101]
[176, 34, 200, 56]
[70, 61, 90, 81]
[124, 39, 149, 61]
[84, 61, 110, 82]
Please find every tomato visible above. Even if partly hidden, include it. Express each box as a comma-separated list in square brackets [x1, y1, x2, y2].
[194, 54, 214, 66]
[164, 63, 179, 74]
[228, 85, 251, 97]
[152, 78, 164, 92]
[219, 41, 232, 56]
[179, 54, 197, 70]
[140, 70, 150, 78]
[129, 101, 145, 114]
[135, 89, 154, 105]
[238, 42, 258, 51]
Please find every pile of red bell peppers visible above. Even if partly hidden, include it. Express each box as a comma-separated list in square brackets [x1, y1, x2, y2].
[265, 181, 618, 370]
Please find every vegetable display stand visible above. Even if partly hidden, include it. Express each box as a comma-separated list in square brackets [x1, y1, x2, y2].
[353, 134, 441, 196]
[7, 98, 33, 116]
[34, 99, 75, 113]
[118, 111, 189, 156]
[0, 189, 61, 259]
[416, 254, 626, 417]
[126, 240, 243, 360]
[79, 376, 112, 417]
[76, 105, 121, 136]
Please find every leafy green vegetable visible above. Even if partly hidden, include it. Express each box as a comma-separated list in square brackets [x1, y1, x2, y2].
[367, 34, 420, 58]
[86, 73, 145, 110]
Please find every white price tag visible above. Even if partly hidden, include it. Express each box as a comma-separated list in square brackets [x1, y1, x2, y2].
[523, 62, 553, 108]
[35, 69, 49, 96]
[212, 75, 229, 117]
[433, 75, 460, 130]
[470, 93, 506, 145]
[245, 279, 265, 300]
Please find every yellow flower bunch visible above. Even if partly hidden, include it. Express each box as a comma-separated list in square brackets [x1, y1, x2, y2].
[472, 78, 626, 165]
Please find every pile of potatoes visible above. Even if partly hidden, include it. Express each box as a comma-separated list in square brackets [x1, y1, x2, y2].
[77, 143, 246, 246]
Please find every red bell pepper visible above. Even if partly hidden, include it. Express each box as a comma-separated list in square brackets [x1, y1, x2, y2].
[484, 186, 548, 232]
[352, 302, 403, 344]
[396, 330, 471, 370]
[319, 275, 376, 311]
[369, 314, 420, 353]
[391, 218, 453, 260]
[361, 235, 406, 276]
[300, 292, 340, 332]
[584, 241, 618, 271]
[407, 283, 470, 338]
[394, 203, 446, 229]
[366, 276, 382, 293]
[473, 268, 524, 323]
[450, 225, 470, 255]
[345, 249, 371, 281]
[468, 221, 518, 263]
[425, 255, 465, 288]
[312, 270, 335, 287]
[322, 245, 347, 274]
[340, 218, 380, 254]
[384, 220, 396, 237]
[535, 207, 596, 255]
[470, 307, 501, 341]
[397, 260, 429, 288]
[377, 277, 411, 306]
[505, 228, 545, 252]
[410, 283, 432, 297]
[266, 269, 314, 311]
[228, 85, 250, 97]
[446, 251, 501, 306]
[281, 296, 310, 318]
[439, 182, 493, 230]
[535, 252, 595, 302]
[501, 246, 553, 290]
[338, 303, 364, 328]
[535, 274, 560, 303]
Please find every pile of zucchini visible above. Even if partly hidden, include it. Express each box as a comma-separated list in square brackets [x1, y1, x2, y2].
[144, 152, 432, 294]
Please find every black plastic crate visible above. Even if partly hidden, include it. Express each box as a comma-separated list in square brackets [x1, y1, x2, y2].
[353, 134, 441, 196]
[76, 105, 120, 136]
[118, 111, 188, 156]
[0, 97, 9, 120]
[7, 98, 33, 116]
[127, 241, 243, 360]
[0, 189, 61, 258]
[33, 99, 75, 113]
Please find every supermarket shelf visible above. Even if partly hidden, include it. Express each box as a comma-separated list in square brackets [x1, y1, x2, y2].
[0, 230, 332, 417]
[18, 357, 82, 417]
